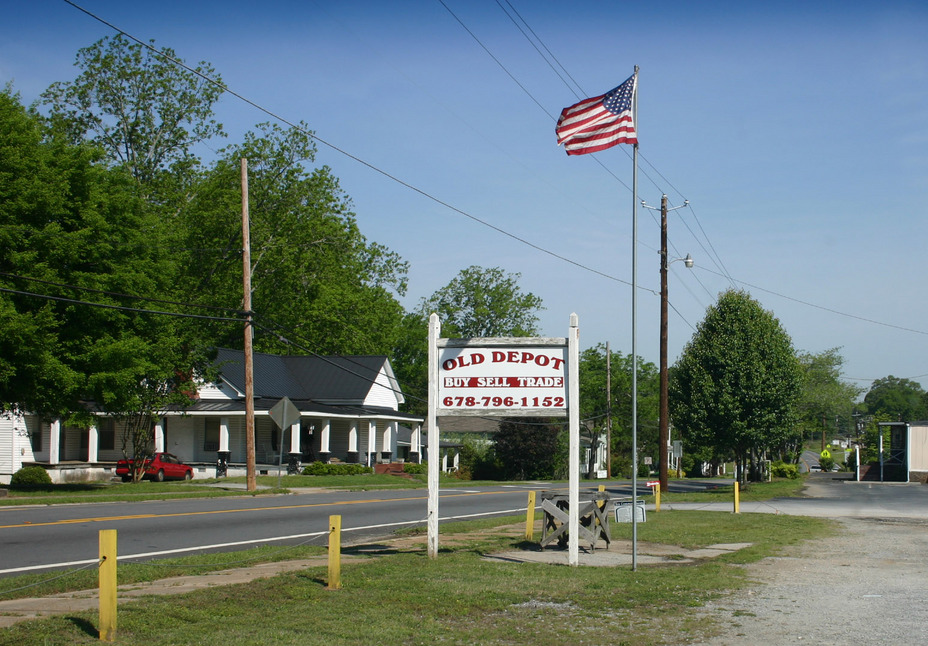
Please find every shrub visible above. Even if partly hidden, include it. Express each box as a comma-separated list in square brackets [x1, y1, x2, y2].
[846, 451, 857, 471]
[403, 463, 427, 475]
[301, 462, 372, 476]
[449, 465, 473, 480]
[818, 456, 835, 472]
[10, 465, 53, 489]
[770, 460, 799, 479]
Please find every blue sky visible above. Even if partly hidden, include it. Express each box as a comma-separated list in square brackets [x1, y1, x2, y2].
[3, 0, 928, 393]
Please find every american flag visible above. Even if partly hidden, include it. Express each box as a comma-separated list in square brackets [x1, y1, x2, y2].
[555, 74, 637, 155]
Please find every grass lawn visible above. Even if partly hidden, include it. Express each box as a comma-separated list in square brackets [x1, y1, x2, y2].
[0, 478, 829, 645]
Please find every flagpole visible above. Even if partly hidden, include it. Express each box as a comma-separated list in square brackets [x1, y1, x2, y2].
[630, 65, 639, 571]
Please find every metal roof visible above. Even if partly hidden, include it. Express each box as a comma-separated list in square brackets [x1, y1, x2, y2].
[213, 348, 394, 401]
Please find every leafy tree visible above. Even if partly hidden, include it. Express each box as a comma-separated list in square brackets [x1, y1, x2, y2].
[0, 88, 207, 481]
[42, 34, 409, 360]
[796, 348, 864, 454]
[416, 265, 543, 338]
[1, 89, 179, 412]
[578, 343, 659, 478]
[41, 34, 225, 189]
[859, 413, 896, 464]
[863, 376, 927, 422]
[458, 436, 502, 480]
[493, 417, 561, 480]
[669, 290, 802, 482]
[174, 122, 409, 356]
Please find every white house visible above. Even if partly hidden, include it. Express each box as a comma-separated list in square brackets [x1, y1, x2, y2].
[0, 348, 424, 484]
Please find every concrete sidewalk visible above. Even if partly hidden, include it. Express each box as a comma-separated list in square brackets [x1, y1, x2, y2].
[0, 557, 345, 628]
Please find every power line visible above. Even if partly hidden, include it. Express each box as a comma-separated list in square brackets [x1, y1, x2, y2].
[59, 0, 919, 357]
[0, 271, 241, 315]
[0, 286, 244, 323]
[698, 267, 928, 337]
[62, 0, 639, 292]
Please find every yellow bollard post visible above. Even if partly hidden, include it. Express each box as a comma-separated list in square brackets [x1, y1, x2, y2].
[327, 515, 341, 590]
[733, 481, 740, 514]
[655, 484, 661, 512]
[525, 491, 536, 541]
[98, 529, 117, 642]
[596, 484, 608, 528]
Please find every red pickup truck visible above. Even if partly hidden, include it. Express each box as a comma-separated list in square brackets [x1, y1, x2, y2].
[116, 452, 194, 482]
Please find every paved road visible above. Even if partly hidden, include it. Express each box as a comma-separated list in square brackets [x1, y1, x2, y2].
[0, 479, 719, 576]
[667, 472, 928, 519]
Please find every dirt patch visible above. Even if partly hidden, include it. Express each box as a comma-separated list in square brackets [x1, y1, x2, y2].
[692, 516, 928, 645]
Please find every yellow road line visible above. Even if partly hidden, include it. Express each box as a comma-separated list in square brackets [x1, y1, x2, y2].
[0, 489, 531, 530]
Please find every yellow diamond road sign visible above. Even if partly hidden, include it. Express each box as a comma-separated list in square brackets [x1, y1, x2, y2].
[820, 449, 831, 459]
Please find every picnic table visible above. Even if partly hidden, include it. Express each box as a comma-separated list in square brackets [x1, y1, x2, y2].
[539, 490, 612, 550]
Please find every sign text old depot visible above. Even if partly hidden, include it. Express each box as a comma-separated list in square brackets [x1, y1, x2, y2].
[438, 347, 568, 413]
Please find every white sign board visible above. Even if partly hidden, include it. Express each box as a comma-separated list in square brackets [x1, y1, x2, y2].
[437, 344, 568, 416]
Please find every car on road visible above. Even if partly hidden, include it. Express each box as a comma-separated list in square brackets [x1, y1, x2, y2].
[116, 452, 194, 482]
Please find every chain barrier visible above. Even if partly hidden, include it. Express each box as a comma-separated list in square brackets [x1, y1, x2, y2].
[0, 559, 100, 598]
[127, 530, 331, 569]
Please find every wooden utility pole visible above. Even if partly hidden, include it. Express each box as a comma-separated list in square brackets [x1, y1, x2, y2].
[659, 195, 670, 493]
[242, 159, 256, 492]
[650, 194, 690, 492]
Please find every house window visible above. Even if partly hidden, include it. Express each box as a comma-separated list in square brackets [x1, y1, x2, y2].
[204, 418, 219, 452]
[30, 428, 42, 452]
[98, 418, 115, 451]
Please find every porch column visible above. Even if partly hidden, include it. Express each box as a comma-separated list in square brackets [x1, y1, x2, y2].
[216, 417, 231, 478]
[410, 423, 422, 463]
[49, 419, 61, 465]
[381, 422, 394, 462]
[320, 419, 332, 453]
[367, 420, 377, 466]
[219, 417, 230, 452]
[154, 419, 165, 453]
[87, 423, 99, 463]
[289, 422, 301, 453]
[347, 421, 358, 459]
[287, 421, 302, 474]
[318, 419, 331, 463]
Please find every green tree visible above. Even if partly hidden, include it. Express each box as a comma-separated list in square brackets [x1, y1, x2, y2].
[796, 348, 864, 455]
[493, 417, 561, 480]
[863, 376, 928, 422]
[0, 88, 204, 481]
[578, 343, 659, 478]
[859, 413, 896, 464]
[1, 88, 185, 414]
[41, 34, 225, 189]
[669, 290, 802, 482]
[417, 266, 543, 338]
[43, 34, 409, 360]
[174, 122, 409, 356]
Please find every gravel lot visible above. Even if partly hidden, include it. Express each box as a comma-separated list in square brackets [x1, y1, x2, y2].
[694, 485, 928, 645]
